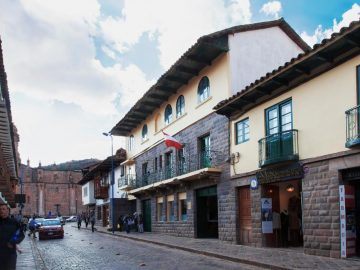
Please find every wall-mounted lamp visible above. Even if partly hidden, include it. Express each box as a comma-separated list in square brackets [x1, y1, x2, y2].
[286, 184, 295, 193]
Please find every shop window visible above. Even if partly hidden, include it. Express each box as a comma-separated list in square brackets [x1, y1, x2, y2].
[157, 197, 165, 222]
[176, 95, 185, 118]
[164, 104, 173, 125]
[178, 192, 187, 221]
[167, 195, 175, 221]
[235, 118, 249, 144]
[198, 76, 210, 103]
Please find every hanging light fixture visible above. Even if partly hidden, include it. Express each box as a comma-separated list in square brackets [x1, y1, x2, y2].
[286, 184, 295, 192]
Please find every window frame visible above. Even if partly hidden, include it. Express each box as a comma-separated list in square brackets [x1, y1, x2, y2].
[197, 76, 210, 103]
[142, 124, 148, 141]
[176, 95, 185, 118]
[128, 135, 134, 151]
[235, 118, 250, 144]
[265, 99, 293, 136]
[164, 104, 173, 125]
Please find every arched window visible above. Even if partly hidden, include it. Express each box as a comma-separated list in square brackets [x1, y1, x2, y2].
[164, 104, 173, 125]
[176, 95, 185, 118]
[154, 113, 160, 133]
[142, 125, 148, 141]
[129, 135, 134, 151]
[197, 76, 210, 103]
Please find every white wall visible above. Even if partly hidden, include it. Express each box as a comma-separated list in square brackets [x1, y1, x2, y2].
[228, 26, 304, 94]
[82, 181, 95, 205]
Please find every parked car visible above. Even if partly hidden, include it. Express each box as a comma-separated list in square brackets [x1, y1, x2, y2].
[38, 219, 64, 240]
[66, 216, 77, 222]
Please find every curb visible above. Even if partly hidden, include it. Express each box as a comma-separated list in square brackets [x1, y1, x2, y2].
[76, 226, 290, 270]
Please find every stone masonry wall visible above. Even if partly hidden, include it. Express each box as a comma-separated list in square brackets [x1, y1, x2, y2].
[134, 113, 232, 240]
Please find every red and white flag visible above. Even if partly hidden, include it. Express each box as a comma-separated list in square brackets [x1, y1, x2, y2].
[162, 131, 183, 150]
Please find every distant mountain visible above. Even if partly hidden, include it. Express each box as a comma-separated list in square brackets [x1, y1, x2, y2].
[41, 159, 100, 171]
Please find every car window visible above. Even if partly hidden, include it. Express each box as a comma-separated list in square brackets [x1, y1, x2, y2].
[43, 220, 61, 226]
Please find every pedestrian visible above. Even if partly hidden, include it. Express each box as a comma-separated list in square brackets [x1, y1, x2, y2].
[90, 210, 96, 232]
[28, 215, 37, 238]
[84, 212, 89, 228]
[138, 213, 144, 233]
[123, 215, 130, 234]
[77, 214, 82, 229]
[0, 203, 25, 270]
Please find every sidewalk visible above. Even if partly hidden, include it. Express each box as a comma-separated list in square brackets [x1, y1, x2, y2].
[16, 235, 42, 270]
[86, 225, 360, 270]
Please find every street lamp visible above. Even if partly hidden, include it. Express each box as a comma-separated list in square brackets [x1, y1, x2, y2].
[103, 132, 115, 234]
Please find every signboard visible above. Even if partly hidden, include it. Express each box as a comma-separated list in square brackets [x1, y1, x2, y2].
[250, 178, 258, 190]
[261, 198, 273, 234]
[339, 185, 346, 258]
[256, 163, 303, 185]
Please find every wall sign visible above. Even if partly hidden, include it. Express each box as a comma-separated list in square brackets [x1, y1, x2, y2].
[339, 185, 347, 258]
[250, 178, 258, 190]
[261, 198, 273, 234]
[256, 163, 304, 184]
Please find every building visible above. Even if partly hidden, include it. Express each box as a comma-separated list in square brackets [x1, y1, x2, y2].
[214, 20, 360, 258]
[109, 19, 309, 239]
[0, 37, 20, 208]
[79, 148, 135, 227]
[19, 160, 86, 217]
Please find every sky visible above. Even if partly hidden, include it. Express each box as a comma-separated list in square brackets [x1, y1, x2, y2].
[0, 0, 359, 167]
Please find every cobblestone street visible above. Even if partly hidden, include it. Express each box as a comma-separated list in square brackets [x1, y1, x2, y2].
[18, 225, 265, 270]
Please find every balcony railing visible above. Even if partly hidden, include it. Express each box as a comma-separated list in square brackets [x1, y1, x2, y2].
[132, 150, 225, 189]
[259, 129, 299, 167]
[118, 174, 137, 188]
[346, 105, 360, 148]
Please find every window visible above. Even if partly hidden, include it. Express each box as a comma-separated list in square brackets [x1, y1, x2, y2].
[198, 76, 210, 103]
[142, 163, 148, 185]
[266, 100, 292, 135]
[157, 197, 165, 222]
[154, 157, 158, 172]
[120, 165, 125, 177]
[159, 155, 163, 170]
[164, 104, 173, 125]
[83, 186, 88, 197]
[142, 124, 148, 141]
[167, 195, 175, 221]
[176, 95, 185, 118]
[178, 192, 187, 221]
[199, 135, 211, 168]
[128, 135, 134, 151]
[177, 148, 186, 175]
[235, 118, 249, 144]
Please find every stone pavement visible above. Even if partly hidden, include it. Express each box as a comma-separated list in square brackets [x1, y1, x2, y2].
[85, 225, 360, 270]
[16, 235, 42, 270]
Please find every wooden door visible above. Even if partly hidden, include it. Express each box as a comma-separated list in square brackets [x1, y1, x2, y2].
[238, 186, 252, 244]
[142, 199, 152, 232]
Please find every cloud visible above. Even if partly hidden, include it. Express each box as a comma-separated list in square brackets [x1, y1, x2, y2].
[0, 0, 253, 165]
[98, 0, 252, 70]
[260, 1, 282, 19]
[300, 3, 360, 47]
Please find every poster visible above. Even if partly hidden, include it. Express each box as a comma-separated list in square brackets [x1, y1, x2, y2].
[339, 185, 346, 258]
[261, 198, 273, 234]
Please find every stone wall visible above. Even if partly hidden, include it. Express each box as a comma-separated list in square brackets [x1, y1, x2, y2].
[134, 113, 232, 240]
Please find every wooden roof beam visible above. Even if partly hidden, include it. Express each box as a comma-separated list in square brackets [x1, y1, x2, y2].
[344, 35, 360, 47]
[165, 75, 188, 84]
[148, 93, 169, 101]
[186, 55, 212, 65]
[175, 66, 199, 76]
[316, 52, 334, 63]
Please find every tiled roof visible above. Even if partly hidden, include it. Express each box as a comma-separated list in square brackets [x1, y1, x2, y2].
[214, 19, 360, 116]
[110, 18, 309, 136]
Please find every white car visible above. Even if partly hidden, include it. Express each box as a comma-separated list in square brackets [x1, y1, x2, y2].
[66, 216, 77, 222]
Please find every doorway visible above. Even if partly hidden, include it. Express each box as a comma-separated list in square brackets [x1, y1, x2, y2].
[261, 180, 303, 248]
[196, 186, 218, 238]
[238, 186, 252, 244]
[142, 199, 152, 232]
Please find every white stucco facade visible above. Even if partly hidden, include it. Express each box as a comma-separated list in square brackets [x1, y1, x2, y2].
[82, 181, 95, 205]
[228, 26, 304, 94]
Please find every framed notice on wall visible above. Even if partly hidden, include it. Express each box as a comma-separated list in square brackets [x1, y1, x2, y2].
[339, 185, 346, 258]
[261, 198, 273, 234]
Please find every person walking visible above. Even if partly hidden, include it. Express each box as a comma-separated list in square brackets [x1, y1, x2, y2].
[0, 203, 25, 270]
[77, 214, 82, 229]
[28, 215, 37, 238]
[84, 212, 89, 228]
[90, 210, 96, 232]
[138, 213, 144, 233]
